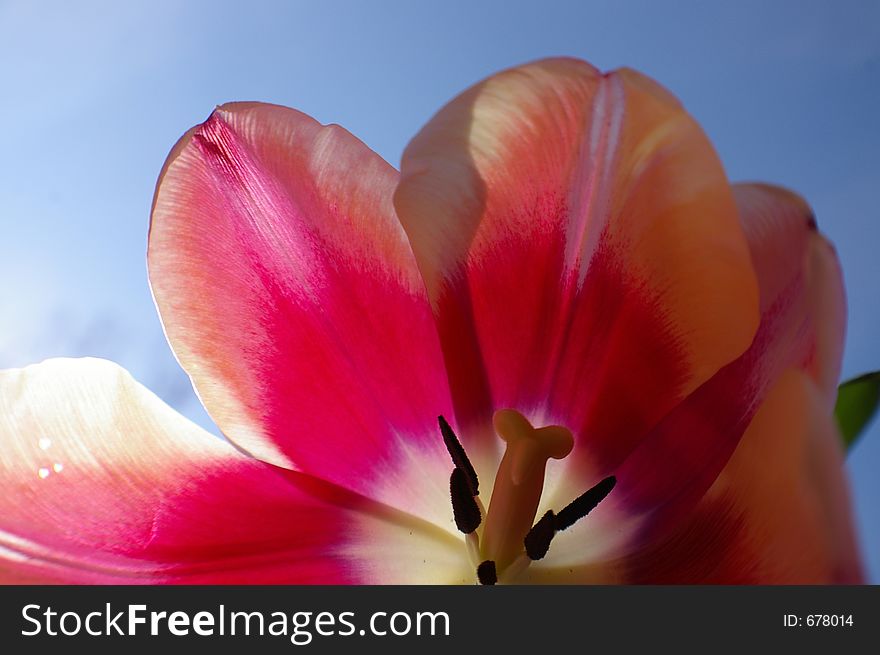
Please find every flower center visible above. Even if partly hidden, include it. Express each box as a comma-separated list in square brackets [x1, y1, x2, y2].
[440, 410, 617, 584]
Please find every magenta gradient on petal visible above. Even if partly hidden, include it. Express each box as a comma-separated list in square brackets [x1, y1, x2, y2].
[149, 105, 458, 522]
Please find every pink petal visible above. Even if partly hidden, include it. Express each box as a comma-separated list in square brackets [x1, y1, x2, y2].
[148, 103, 458, 524]
[394, 58, 760, 473]
[0, 358, 461, 583]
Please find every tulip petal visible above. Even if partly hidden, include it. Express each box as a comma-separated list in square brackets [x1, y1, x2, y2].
[620, 370, 862, 583]
[526, 370, 862, 583]
[0, 359, 463, 583]
[394, 58, 759, 472]
[148, 103, 458, 525]
[541, 183, 847, 565]
[732, 183, 845, 408]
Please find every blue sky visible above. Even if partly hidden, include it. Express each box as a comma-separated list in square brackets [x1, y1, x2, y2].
[1, 0, 878, 580]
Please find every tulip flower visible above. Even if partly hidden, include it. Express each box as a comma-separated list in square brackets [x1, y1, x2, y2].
[0, 58, 862, 584]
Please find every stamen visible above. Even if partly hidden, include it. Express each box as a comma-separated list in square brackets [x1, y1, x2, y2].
[450, 468, 481, 534]
[520, 476, 617, 569]
[439, 415, 479, 495]
[475, 495, 486, 518]
[477, 560, 497, 585]
[523, 510, 556, 561]
[555, 475, 617, 530]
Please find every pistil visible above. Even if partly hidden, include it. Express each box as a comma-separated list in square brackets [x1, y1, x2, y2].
[481, 409, 574, 571]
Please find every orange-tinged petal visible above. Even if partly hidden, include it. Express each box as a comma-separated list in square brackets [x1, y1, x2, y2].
[620, 370, 862, 583]
[537, 184, 850, 578]
[603, 185, 844, 526]
[394, 57, 760, 474]
[732, 182, 846, 408]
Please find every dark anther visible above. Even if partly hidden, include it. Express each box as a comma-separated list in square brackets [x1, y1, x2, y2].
[522, 476, 617, 561]
[523, 510, 556, 560]
[450, 468, 482, 534]
[555, 476, 617, 531]
[806, 212, 818, 231]
[439, 415, 479, 495]
[477, 560, 497, 585]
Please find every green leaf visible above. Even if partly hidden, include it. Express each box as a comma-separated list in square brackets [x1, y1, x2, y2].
[834, 371, 880, 451]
